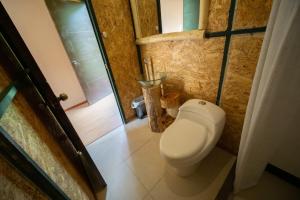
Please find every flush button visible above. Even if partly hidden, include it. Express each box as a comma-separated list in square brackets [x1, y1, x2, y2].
[199, 100, 206, 105]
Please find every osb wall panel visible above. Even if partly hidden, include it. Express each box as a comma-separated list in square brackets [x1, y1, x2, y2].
[233, 0, 272, 29]
[139, 0, 271, 155]
[207, 0, 231, 32]
[219, 34, 264, 154]
[0, 67, 93, 200]
[91, 0, 142, 120]
[140, 37, 225, 103]
[0, 155, 47, 200]
[138, 0, 159, 37]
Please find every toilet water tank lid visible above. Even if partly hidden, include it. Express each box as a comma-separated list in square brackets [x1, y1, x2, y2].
[160, 119, 207, 160]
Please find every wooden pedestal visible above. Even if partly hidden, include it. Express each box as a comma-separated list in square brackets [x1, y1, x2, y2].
[160, 92, 180, 118]
[142, 85, 164, 133]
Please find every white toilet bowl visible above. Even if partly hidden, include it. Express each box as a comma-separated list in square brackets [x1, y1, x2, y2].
[160, 99, 225, 176]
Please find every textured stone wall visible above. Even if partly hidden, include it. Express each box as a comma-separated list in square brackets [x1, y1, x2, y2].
[91, 0, 142, 120]
[0, 66, 94, 200]
[140, 0, 272, 154]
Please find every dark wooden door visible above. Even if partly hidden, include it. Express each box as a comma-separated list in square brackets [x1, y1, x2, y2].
[0, 3, 106, 199]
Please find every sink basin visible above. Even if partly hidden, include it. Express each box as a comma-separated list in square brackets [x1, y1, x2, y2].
[137, 74, 166, 88]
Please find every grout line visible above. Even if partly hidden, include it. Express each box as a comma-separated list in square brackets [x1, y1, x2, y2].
[124, 132, 156, 161]
[122, 136, 159, 198]
[125, 161, 151, 198]
[147, 171, 165, 194]
[86, 123, 124, 147]
[124, 142, 164, 200]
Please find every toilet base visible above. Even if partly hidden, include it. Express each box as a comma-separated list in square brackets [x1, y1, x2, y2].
[170, 163, 200, 177]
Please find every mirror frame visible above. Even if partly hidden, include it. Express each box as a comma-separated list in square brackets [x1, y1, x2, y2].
[130, 0, 210, 39]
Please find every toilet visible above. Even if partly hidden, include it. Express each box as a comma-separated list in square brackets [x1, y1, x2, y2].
[160, 99, 225, 176]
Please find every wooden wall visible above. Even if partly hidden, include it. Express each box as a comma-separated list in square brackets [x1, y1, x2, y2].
[141, 37, 224, 103]
[91, 0, 142, 120]
[0, 66, 94, 200]
[219, 33, 265, 153]
[140, 0, 272, 154]
[207, 0, 231, 32]
[137, 0, 159, 37]
[0, 155, 48, 200]
[233, 0, 273, 29]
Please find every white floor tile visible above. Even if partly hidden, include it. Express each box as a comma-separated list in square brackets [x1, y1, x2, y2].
[126, 134, 165, 190]
[87, 119, 237, 200]
[87, 118, 155, 183]
[124, 118, 155, 152]
[87, 118, 300, 200]
[102, 162, 148, 200]
[150, 148, 236, 200]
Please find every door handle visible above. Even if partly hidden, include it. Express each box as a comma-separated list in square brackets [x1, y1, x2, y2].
[71, 60, 80, 65]
[57, 93, 68, 101]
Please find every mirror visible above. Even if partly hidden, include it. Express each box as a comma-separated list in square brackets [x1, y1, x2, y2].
[130, 0, 160, 38]
[130, 0, 209, 38]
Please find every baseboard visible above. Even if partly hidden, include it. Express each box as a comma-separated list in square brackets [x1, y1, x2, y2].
[266, 164, 300, 188]
[64, 101, 88, 112]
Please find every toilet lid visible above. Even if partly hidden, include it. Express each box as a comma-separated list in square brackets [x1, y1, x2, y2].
[160, 119, 208, 160]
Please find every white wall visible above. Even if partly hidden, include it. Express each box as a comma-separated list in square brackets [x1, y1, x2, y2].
[160, 0, 183, 33]
[1, 0, 86, 109]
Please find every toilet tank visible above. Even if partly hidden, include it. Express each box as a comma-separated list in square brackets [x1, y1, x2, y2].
[177, 99, 226, 133]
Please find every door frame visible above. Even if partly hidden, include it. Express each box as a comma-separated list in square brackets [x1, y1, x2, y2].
[0, 2, 106, 198]
[85, 0, 126, 123]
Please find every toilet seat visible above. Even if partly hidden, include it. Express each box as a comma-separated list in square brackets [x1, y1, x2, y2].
[160, 119, 208, 160]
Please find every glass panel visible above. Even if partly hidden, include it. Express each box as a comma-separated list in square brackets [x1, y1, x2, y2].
[45, 0, 112, 104]
[183, 0, 200, 31]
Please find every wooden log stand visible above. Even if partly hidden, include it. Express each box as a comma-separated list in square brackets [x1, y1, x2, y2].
[160, 92, 180, 118]
[142, 85, 164, 133]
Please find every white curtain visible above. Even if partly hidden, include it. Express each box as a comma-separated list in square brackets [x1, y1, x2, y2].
[234, 0, 300, 192]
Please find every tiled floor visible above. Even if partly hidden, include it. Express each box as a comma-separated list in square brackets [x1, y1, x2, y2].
[87, 118, 236, 200]
[66, 93, 122, 145]
[230, 171, 300, 200]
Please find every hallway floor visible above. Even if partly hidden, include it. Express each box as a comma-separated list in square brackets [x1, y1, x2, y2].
[66, 93, 122, 145]
[87, 118, 236, 200]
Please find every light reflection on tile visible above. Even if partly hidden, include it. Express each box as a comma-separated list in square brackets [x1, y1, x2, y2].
[87, 119, 237, 200]
[150, 148, 236, 200]
[126, 134, 165, 190]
